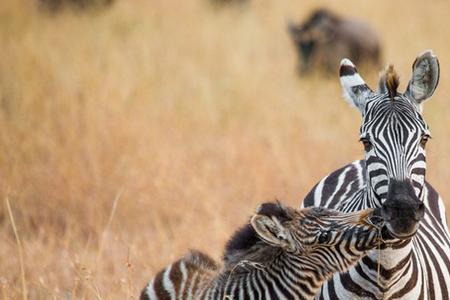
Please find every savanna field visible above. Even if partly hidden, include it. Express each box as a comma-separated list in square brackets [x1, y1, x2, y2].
[2, 0, 450, 299]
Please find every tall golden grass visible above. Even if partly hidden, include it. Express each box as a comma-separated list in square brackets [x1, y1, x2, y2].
[1, 0, 450, 298]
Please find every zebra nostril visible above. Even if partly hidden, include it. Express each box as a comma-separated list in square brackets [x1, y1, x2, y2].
[416, 202, 425, 220]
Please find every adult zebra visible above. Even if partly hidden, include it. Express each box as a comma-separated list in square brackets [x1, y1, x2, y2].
[302, 50, 450, 299]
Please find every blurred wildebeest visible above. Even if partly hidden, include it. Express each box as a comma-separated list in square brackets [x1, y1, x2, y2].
[288, 9, 381, 75]
[209, 0, 247, 8]
[38, 0, 114, 12]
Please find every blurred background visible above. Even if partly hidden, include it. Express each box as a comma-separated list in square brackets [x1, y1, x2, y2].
[1, 0, 450, 299]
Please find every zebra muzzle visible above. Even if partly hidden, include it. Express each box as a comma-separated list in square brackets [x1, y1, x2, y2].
[381, 180, 425, 238]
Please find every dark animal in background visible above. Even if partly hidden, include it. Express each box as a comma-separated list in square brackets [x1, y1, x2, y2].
[38, 0, 114, 12]
[209, 0, 247, 8]
[288, 8, 381, 75]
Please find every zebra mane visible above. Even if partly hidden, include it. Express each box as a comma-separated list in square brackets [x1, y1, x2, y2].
[183, 250, 219, 271]
[380, 64, 400, 100]
[223, 202, 292, 269]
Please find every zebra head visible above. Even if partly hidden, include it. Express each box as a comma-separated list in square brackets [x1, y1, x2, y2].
[339, 50, 439, 238]
[251, 203, 381, 273]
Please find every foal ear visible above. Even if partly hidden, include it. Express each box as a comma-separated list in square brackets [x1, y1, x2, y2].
[251, 215, 293, 250]
[405, 50, 440, 108]
[339, 59, 373, 115]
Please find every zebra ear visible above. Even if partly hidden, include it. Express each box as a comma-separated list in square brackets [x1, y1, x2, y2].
[339, 59, 373, 115]
[405, 50, 439, 109]
[251, 215, 294, 251]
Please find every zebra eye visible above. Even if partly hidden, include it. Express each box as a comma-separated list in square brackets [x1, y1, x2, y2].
[318, 231, 331, 244]
[360, 138, 372, 151]
[420, 135, 430, 148]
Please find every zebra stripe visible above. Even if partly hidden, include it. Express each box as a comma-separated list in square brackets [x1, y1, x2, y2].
[305, 162, 450, 299]
[143, 279, 157, 300]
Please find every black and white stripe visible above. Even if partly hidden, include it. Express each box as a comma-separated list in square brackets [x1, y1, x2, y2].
[141, 202, 383, 300]
[302, 50, 450, 299]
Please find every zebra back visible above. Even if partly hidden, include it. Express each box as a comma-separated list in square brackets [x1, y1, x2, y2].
[140, 250, 218, 300]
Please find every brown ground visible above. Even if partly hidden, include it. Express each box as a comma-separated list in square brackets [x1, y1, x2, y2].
[1, 0, 450, 299]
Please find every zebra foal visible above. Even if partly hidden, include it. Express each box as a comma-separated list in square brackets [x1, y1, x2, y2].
[140, 202, 387, 300]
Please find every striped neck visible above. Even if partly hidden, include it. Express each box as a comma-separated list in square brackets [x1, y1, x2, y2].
[363, 241, 414, 297]
[219, 252, 322, 300]
[202, 250, 362, 300]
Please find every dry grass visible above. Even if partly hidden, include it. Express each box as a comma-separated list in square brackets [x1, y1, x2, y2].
[1, 0, 450, 299]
